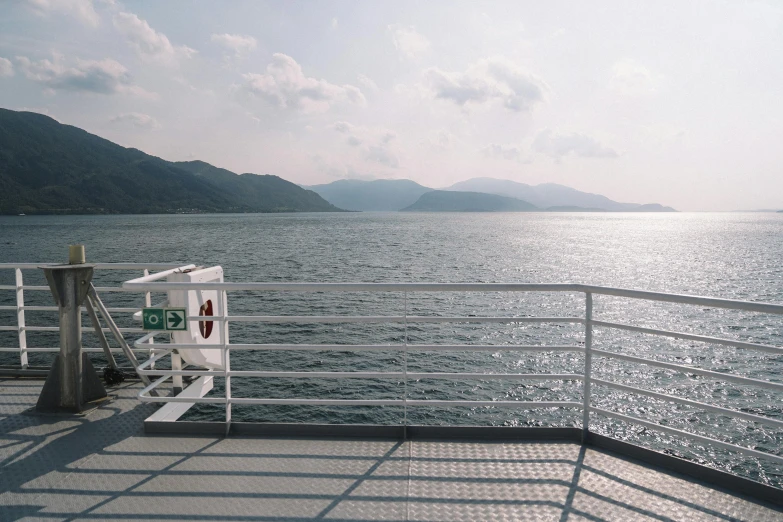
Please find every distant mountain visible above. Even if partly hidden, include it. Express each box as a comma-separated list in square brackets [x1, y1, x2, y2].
[305, 179, 432, 211]
[0, 108, 341, 214]
[445, 178, 675, 211]
[401, 191, 537, 212]
[631, 203, 677, 212]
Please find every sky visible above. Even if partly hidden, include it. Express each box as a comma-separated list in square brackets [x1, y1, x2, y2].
[1, 0, 782, 211]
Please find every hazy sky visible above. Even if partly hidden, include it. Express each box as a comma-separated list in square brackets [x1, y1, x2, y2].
[1, 0, 781, 211]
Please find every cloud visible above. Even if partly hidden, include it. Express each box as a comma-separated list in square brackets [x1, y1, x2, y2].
[610, 59, 657, 96]
[422, 130, 456, 151]
[532, 129, 618, 160]
[110, 112, 160, 129]
[356, 74, 378, 91]
[366, 145, 399, 168]
[481, 143, 525, 162]
[242, 53, 365, 113]
[113, 12, 196, 62]
[331, 121, 399, 168]
[0, 58, 14, 77]
[425, 57, 548, 112]
[389, 25, 430, 60]
[331, 17, 338, 30]
[24, 0, 100, 27]
[15, 55, 150, 96]
[210, 33, 257, 57]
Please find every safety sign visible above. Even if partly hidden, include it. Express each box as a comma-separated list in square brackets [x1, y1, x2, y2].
[142, 308, 188, 331]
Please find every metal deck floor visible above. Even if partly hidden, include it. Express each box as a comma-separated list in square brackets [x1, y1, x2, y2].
[0, 379, 780, 522]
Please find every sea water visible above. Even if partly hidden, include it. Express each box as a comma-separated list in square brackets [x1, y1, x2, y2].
[1, 212, 781, 486]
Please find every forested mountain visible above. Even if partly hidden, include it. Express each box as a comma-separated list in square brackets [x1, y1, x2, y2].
[401, 190, 537, 212]
[0, 109, 340, 214]
[305, 179, 432, 211]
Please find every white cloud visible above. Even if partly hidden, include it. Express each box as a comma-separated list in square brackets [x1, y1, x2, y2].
[331, 17, 338, 30]
[242, 54, 365, 113]
[422, 130, 457, 151]
[357, 74, 378, 91]
[481, 143, 525, 162]
[110, 112, 160, 129]
[532, 129, 618, 160]
[0, 58, 14, 77]
[113, 12, 196, 62]
[24, 0, 100, 27]
[15, 55, 150, 96]
[426, 57, 548, 112]
[331, 121, 399, 168]
[210, 33, 257, 57]
[610, 59, 657, 96]
[389, 25, 431, 60]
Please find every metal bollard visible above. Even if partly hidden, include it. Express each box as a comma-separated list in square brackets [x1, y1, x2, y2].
[36, 247, 107, 413]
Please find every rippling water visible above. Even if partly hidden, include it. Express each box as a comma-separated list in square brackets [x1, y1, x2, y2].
[1, 212, 781, 487]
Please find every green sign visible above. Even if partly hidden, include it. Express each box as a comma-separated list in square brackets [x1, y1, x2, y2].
[142, 308, 165, 330]
[142, 308, 188, 331]
[165, 309, 187, 331]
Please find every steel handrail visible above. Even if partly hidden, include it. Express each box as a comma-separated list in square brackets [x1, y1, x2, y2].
[127, 279, 783, 475]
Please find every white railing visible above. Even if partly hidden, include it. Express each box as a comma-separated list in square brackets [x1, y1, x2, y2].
[122, 276, 783, 468]
[0, 263, 186, 368]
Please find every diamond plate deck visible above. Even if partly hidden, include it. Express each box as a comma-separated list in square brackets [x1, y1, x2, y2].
[0, 378, 780, 521]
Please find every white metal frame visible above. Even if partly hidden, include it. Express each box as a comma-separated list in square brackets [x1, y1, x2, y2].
[121, 275, 783, 467]
[0, 263, 187, 367]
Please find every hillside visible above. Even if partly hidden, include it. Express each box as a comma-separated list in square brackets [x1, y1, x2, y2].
[0, 109, 340, 214]
[306, 179, 432, 211]
[446, 178, 675, 211]
[401, 191, 537, 212]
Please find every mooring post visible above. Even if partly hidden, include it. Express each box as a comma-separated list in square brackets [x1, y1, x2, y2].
[36, 245, 107, 413]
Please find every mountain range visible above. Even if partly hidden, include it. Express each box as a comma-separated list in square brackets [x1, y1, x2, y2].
[307, 178, 676, 212]
[1, 108, 677, 215]
[0, 109, 339, 214]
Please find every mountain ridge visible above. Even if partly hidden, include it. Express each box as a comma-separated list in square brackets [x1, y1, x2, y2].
[0, 109, 341, 214]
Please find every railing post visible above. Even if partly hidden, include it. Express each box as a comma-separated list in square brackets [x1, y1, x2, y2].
[15, 269, 28, 369]
[403, 290, 408, 440]
[582, 292, 593, 443]
[222, 289, 231, 435]
[143, 269, 155, 368]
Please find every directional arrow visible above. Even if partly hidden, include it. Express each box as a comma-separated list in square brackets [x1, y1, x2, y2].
[165, 309, 187, 331]
[169, 311, 183, 328]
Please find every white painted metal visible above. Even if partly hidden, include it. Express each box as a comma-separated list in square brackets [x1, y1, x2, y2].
[591, 349, 783, 391]
[167, 266, 226, 370]
[592, 320, 783, 354]
[146, 376, 214, 422]
[591, 407, 783, 466]
[591, 378, 783, 429]
[15, 269, 27, 368]
[190, 315, 584, 324]
[582, 293, 593, 440]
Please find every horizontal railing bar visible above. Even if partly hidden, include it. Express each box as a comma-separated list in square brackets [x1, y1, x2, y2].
[123, 264, 197, 285]
[10, 285, 134, 293]
[21, 326, 143, 333]
[591, 407, 783, 465]
[0, 326, 17, 331]
[593, 320, 783, 354]
[189, 371, 584, 380]
[0, 306, 139, 313]
[0, 263, 186, 270]
[591, 379, 783, 429]
[405, 400, 582, 408]
[155, 343, 584, 352]
[582, 285, 783, 315]
[592, 349, 783, 391]
[190, 315, 584, 324]
[227, 398, 582, 408]
[123, 282, 585, 292]
[118, 281, 783, 315]
[0, 347, 154, 353]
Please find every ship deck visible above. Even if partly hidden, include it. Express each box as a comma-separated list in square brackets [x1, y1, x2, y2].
[1, 378, 781, 522]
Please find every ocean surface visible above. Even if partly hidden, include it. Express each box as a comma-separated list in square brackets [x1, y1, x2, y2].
[1, 212, 782, 487]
